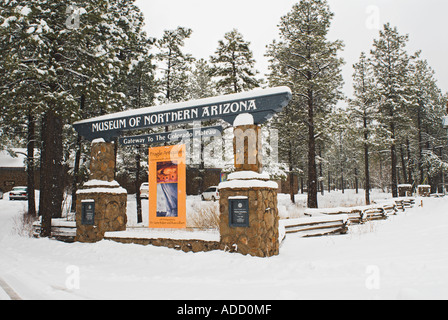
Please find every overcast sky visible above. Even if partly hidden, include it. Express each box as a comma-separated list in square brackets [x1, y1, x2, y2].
[135, 0, 448, 100]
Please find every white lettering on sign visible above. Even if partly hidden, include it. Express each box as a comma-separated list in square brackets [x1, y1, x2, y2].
[90, 100, 257, 134]
[143, 108, 200, 126]
[92, 119, 127, 133]
[201, 100, 257, 118]
[122, 138, 146, 145]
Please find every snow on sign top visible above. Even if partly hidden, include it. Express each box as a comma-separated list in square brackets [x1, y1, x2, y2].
[73, 87, 292, 142]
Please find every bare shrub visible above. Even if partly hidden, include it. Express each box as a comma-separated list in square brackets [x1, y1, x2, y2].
[187, 203, 220, 229]
[12, 211, 38, 238]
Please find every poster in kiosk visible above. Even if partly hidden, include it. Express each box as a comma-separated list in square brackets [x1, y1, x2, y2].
[148, 145, 186, 229]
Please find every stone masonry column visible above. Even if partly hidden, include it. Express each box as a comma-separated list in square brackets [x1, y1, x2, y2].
[233, 123, 263, 173]
[219, 114, 280, 257]
[75, 139, 127, 243]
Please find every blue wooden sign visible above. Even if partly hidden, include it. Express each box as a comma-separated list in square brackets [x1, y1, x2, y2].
[73, 87, 292, 142]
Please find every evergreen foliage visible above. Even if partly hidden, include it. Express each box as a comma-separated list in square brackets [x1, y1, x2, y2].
[266, 0, 345, 208]
[0, 0, 151, 234]
[211, 29, 260, 94]
[156, 26, 194, 103]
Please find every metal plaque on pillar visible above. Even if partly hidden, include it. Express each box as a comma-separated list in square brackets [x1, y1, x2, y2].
[81, 200, 95, 226]
[229, 197, 249, 228]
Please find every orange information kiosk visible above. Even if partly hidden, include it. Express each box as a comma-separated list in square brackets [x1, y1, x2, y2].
[148, 145, 186, 229]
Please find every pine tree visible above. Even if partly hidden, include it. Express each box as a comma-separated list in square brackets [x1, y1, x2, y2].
[370, 23, 412, 198]
[325, 109, 353, 194]
[119, 56, 156, 223]
[188, 59, 215, 165]
[211, 29, 260, 94]
[266, 0, 344, 208]
[348, 52, 378, 204]
[407, 58, 447, 188]
[126, 56, 157, 110]
[156, 26, 194, 104]
[267, 37, 309, 203]
[407, 57, 446, 186]
[188, 58, 216, 100]
[0, 0, 150, 236]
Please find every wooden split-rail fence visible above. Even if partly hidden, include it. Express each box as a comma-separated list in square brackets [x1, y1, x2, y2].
[281, 197, 416, 239]
[33, 219, 76, 242]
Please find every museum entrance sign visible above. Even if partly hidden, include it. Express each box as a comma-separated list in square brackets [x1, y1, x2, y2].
[73, 86, 292, 256]
[73, 87, 292, 141]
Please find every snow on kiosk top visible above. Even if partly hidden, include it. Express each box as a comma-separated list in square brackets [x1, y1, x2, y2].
[73, 87, 292, 142]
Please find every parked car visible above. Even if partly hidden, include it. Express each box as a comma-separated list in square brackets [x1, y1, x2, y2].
[140, 182, 149, 199]
[201, 186, 220, 201]
[9, 186, 28, 201]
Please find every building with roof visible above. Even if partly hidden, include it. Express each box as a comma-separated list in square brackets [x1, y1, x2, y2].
[0, 149, 40, 193]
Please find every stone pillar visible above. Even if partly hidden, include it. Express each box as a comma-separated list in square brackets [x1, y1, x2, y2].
[219, 114, 280, 258]
[89, 141, 116, 181]
[233, 124, 262, 173]
[76, 140, 127, 243]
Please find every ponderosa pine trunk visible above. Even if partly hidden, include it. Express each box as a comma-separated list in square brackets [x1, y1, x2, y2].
[364, 112, 371, 205]
[71, 94, 85, 213]
[40, 110, 64, 237]
[135, 146, 142, 224]
[417, 101, 424, 184]
[288, 141, 295, 204]
[27, 111, 36, 217]
[307, 89, 318, 208]
[70, 133, 82, 213]
[390, 121, 398, 198]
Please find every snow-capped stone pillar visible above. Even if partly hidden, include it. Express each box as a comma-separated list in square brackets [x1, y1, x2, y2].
[75, 139, 127, 243]
[218, 114, 280, 257]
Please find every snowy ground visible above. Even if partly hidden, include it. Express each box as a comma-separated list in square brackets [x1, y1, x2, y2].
[0, 191, 447, 300]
